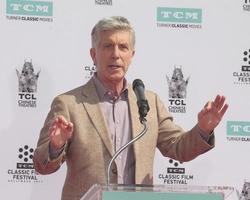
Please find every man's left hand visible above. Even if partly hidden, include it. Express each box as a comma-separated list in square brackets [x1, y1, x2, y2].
[198, 95, 229, 134]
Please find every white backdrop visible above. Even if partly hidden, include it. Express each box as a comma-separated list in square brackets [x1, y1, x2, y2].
[1, 0, 250, 199]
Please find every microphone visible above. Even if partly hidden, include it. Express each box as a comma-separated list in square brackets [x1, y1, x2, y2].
[132, 79, 150, 123]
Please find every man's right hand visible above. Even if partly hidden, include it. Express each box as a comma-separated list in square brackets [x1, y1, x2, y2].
[49, 115, 73, 151]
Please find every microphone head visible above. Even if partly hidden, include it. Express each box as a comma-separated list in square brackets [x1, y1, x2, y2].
[132, 79, 145, 91]
[132, 79, 150, 123]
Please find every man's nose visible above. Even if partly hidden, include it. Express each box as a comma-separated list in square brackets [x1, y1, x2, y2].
[111, 46, 120, 59]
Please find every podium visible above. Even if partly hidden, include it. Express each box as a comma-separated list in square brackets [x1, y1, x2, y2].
[81, 184, 239, 200]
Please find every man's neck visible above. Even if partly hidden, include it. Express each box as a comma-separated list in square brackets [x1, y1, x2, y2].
[96, 75, 124, 95]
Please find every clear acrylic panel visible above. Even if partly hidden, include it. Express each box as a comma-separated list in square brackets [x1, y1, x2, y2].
[81, 184, 239, 200]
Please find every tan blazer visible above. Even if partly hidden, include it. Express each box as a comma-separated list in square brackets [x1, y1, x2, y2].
[33, 78, 214, 200]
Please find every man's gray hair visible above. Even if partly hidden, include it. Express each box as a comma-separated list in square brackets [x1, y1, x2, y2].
[91, 16, 135, 48]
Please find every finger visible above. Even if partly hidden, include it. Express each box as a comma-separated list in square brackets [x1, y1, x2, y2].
[203, 101, 209, 108]
[50, 118, 64, 132]
[198, 102, 211, 120]
[214, 95, 226, 110]
[67, 122, 74, 131]
[49, 126, 61, 139]
[48, 124, 58, 136]
[57, 115, 68, 123]
[56, 115, 69, 127]
[51, 118, 60, 127]
[219, 103, 229, 118]
[64, 123, 74, 139]
[213, 95, 221, 107]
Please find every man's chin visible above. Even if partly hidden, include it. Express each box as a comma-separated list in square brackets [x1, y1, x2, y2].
[107, 76, 125, 84]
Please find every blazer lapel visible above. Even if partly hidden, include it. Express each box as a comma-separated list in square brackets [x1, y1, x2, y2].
[81, 79, 114, 157]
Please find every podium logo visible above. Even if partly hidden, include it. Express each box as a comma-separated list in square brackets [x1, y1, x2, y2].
[166, 66, 190, 113]
[227, 121, 250, 142]
[157, 7, 202, 29]
[6, 0, 53, 16]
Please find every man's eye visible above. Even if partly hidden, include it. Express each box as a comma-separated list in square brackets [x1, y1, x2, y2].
[120, 45, 129, 50]
[104, 44, 112, 48]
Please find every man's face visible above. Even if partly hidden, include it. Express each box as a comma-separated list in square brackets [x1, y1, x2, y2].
[90, 30, 135, 85]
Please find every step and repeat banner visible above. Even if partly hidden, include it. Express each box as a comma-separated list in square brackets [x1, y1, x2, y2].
[0, 0, 250, 199]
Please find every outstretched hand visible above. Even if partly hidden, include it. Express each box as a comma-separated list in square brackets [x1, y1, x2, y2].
[198, 95, 228, 134]
[49, 115, 74, 151]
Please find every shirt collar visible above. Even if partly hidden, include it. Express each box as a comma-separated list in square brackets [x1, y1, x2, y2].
[92, 73, 128, 101]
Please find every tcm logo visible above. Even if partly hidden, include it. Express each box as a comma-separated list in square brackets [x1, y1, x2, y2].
[6, 0, 53, 16]
[227, 121, 250, 136]
[157, 7, 202, 23]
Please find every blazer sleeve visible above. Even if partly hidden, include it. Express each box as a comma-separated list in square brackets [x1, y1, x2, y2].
[33, 95, 71, 175]
[155, 94, 214, 162]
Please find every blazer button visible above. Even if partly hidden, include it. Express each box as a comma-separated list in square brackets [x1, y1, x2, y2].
[112, 168, 117, 174]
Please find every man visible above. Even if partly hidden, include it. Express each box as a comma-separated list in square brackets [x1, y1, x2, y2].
[33, 16, 228, 200]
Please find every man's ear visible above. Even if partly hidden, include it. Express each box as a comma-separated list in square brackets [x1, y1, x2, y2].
[132, 49, 135, 57]
[90, 48, 96, 65]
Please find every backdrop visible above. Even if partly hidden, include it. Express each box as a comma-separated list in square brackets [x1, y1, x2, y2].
[1, 0, 250, 199]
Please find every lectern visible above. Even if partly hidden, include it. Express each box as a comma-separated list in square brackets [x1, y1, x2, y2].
[81, 89, 239, 200]
[81, 184, 239, 200]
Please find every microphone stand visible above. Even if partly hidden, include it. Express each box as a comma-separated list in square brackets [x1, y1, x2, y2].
[106, 118, 148, 188]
